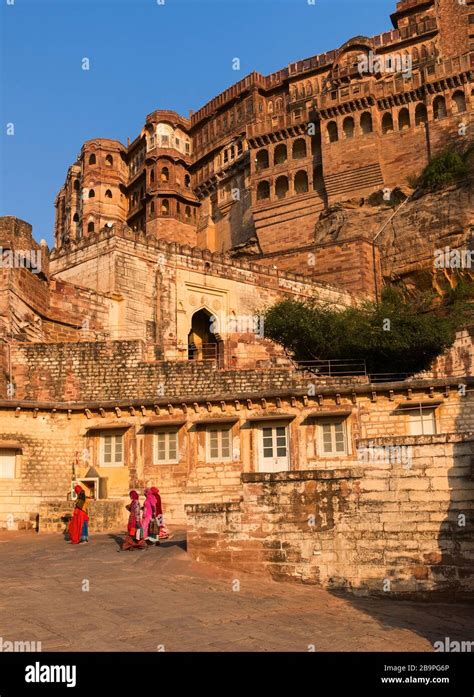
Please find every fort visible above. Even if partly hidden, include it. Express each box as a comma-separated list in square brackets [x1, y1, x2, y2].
[0, 0, 473, 598]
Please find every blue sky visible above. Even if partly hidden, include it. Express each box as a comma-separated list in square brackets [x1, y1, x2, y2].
[0, 0, 395, 245]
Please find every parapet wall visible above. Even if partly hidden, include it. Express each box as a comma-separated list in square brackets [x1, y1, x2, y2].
[186, 436, 474, 599]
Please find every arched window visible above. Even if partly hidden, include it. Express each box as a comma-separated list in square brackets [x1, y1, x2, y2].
[275, 175, 289, 200]
[274, 144, 287, 165]
[382, 112, 394, 134]
[433, 95, 446, 120]
[256, 149, 269, 170]
[292, 138, 307, 159]
[276, 98, 283, 111]
[73, 213, 79, 222]
[361, 112, 373, 134]
[161, 199, 170, 215]
[88, 154, 96, 165]
[150, 202, 155, 215]
[327, 121, 338, 143]
[257, 181, 270, 200]
[87, 222, 94, 233]
[185, 174, 191, 188]
[412, 47, 419, 63]
[268, 101, 274, 113]
[161, 167, 169, 183]
[343, 117, 355, 139]
[313, 79, 319, 95]
[398, 108, 410, 130]
[73, 180, 80, 191]
[306, 81, 312, 96]
[452, 90, 467, 114]
[294, 170, 309, 194]
[185, 206, 191, 220]
[150, 169, 155, 183]
[415, 103, 428, 126]
[421, 45, 428, 62]
[105, 189, 112, 198]
[88, 189, 95, 198]
[105, 154, 113, 166]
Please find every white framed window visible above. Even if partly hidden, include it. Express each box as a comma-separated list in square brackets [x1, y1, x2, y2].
[154, 429, 179, 464]
[207, 427, 231, 461]
[0, 449, 16, 479]
[100, 432, 124, 467]
[258, 423, 289, 472]
[318, 419, 348, 455]
[408, 407, 437, 435]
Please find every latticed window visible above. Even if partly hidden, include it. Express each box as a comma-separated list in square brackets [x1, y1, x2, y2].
[207, 428, 231, 461]
[155, 430, 178, 463]
[319, 420, 348, 455]
[101, 433, 124, 466]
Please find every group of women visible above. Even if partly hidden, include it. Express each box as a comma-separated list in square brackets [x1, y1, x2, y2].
[68, 484, 170, 549]
[123, 487, 170, 551]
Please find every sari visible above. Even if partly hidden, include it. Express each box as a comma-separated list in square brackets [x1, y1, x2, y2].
[122, 490, 146, 550]
[69, 485, 89, 545]
[142, 488, 156, 540]
[150, 486, 170, 540]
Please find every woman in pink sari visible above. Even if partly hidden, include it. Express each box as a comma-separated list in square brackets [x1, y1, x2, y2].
[142, 488, 156, 542]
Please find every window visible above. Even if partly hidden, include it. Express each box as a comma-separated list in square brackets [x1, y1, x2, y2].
[274, 144, 287, 165]
[207, 427, 231, 461]
[382, 112, 394, 134]
[87, 222, 94, 233]
[105, 189, 112, 198]
[408, 407, 436, 436]
[73, 180, 80, 191]
[161, 199, 170, 215]
[185, 206, 191, 220]
[0, 450, 16, 478]
[161, 167, 169, 183]
[343, 117, 355, 139]
[318, 420, 348, 455]
[275, 175, 289, 200]
[105, 154, 113, 166]
[184, 174, 190, 188]
[452, 90, 467, 114]
[88, 154, 96, 165]
[292, 138, 307, 159]
[100, 433, 124, 466]
[398, 108, 410, 130]
[361, 112, 373, 134]
[256, 149, 269, 170]
[88, 189, 95, 198]
[433, 96, 447, 120]
[150, 169, 155, 183]
[415, 103, 428, 126]
[294, 170, 309, 194]
[154, 430, 178, 464]
[327, 121, 338, 143]
[257, 180, 270, 200]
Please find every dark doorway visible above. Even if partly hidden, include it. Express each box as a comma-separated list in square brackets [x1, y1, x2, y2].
[187, 308, 222, 363]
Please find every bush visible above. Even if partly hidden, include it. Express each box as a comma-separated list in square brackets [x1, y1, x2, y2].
[263, 287, 459, 375]
[416, 151, 468, 191]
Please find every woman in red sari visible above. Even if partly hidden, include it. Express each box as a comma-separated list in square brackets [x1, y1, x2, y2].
[122, 490, 146, 550]
[68, 484, 89, 545]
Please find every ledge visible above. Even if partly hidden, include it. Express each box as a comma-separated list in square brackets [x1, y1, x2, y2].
[242, 468, 363, 483]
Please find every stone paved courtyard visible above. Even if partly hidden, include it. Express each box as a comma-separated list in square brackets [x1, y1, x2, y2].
[0, 530, 472, 653]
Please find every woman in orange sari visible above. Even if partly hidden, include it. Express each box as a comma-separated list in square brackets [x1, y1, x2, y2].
[68, 485, 89, 545]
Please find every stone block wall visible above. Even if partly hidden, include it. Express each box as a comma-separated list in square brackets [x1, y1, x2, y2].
[39, 498, 128, 534]
[186, 435, 474, 598]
